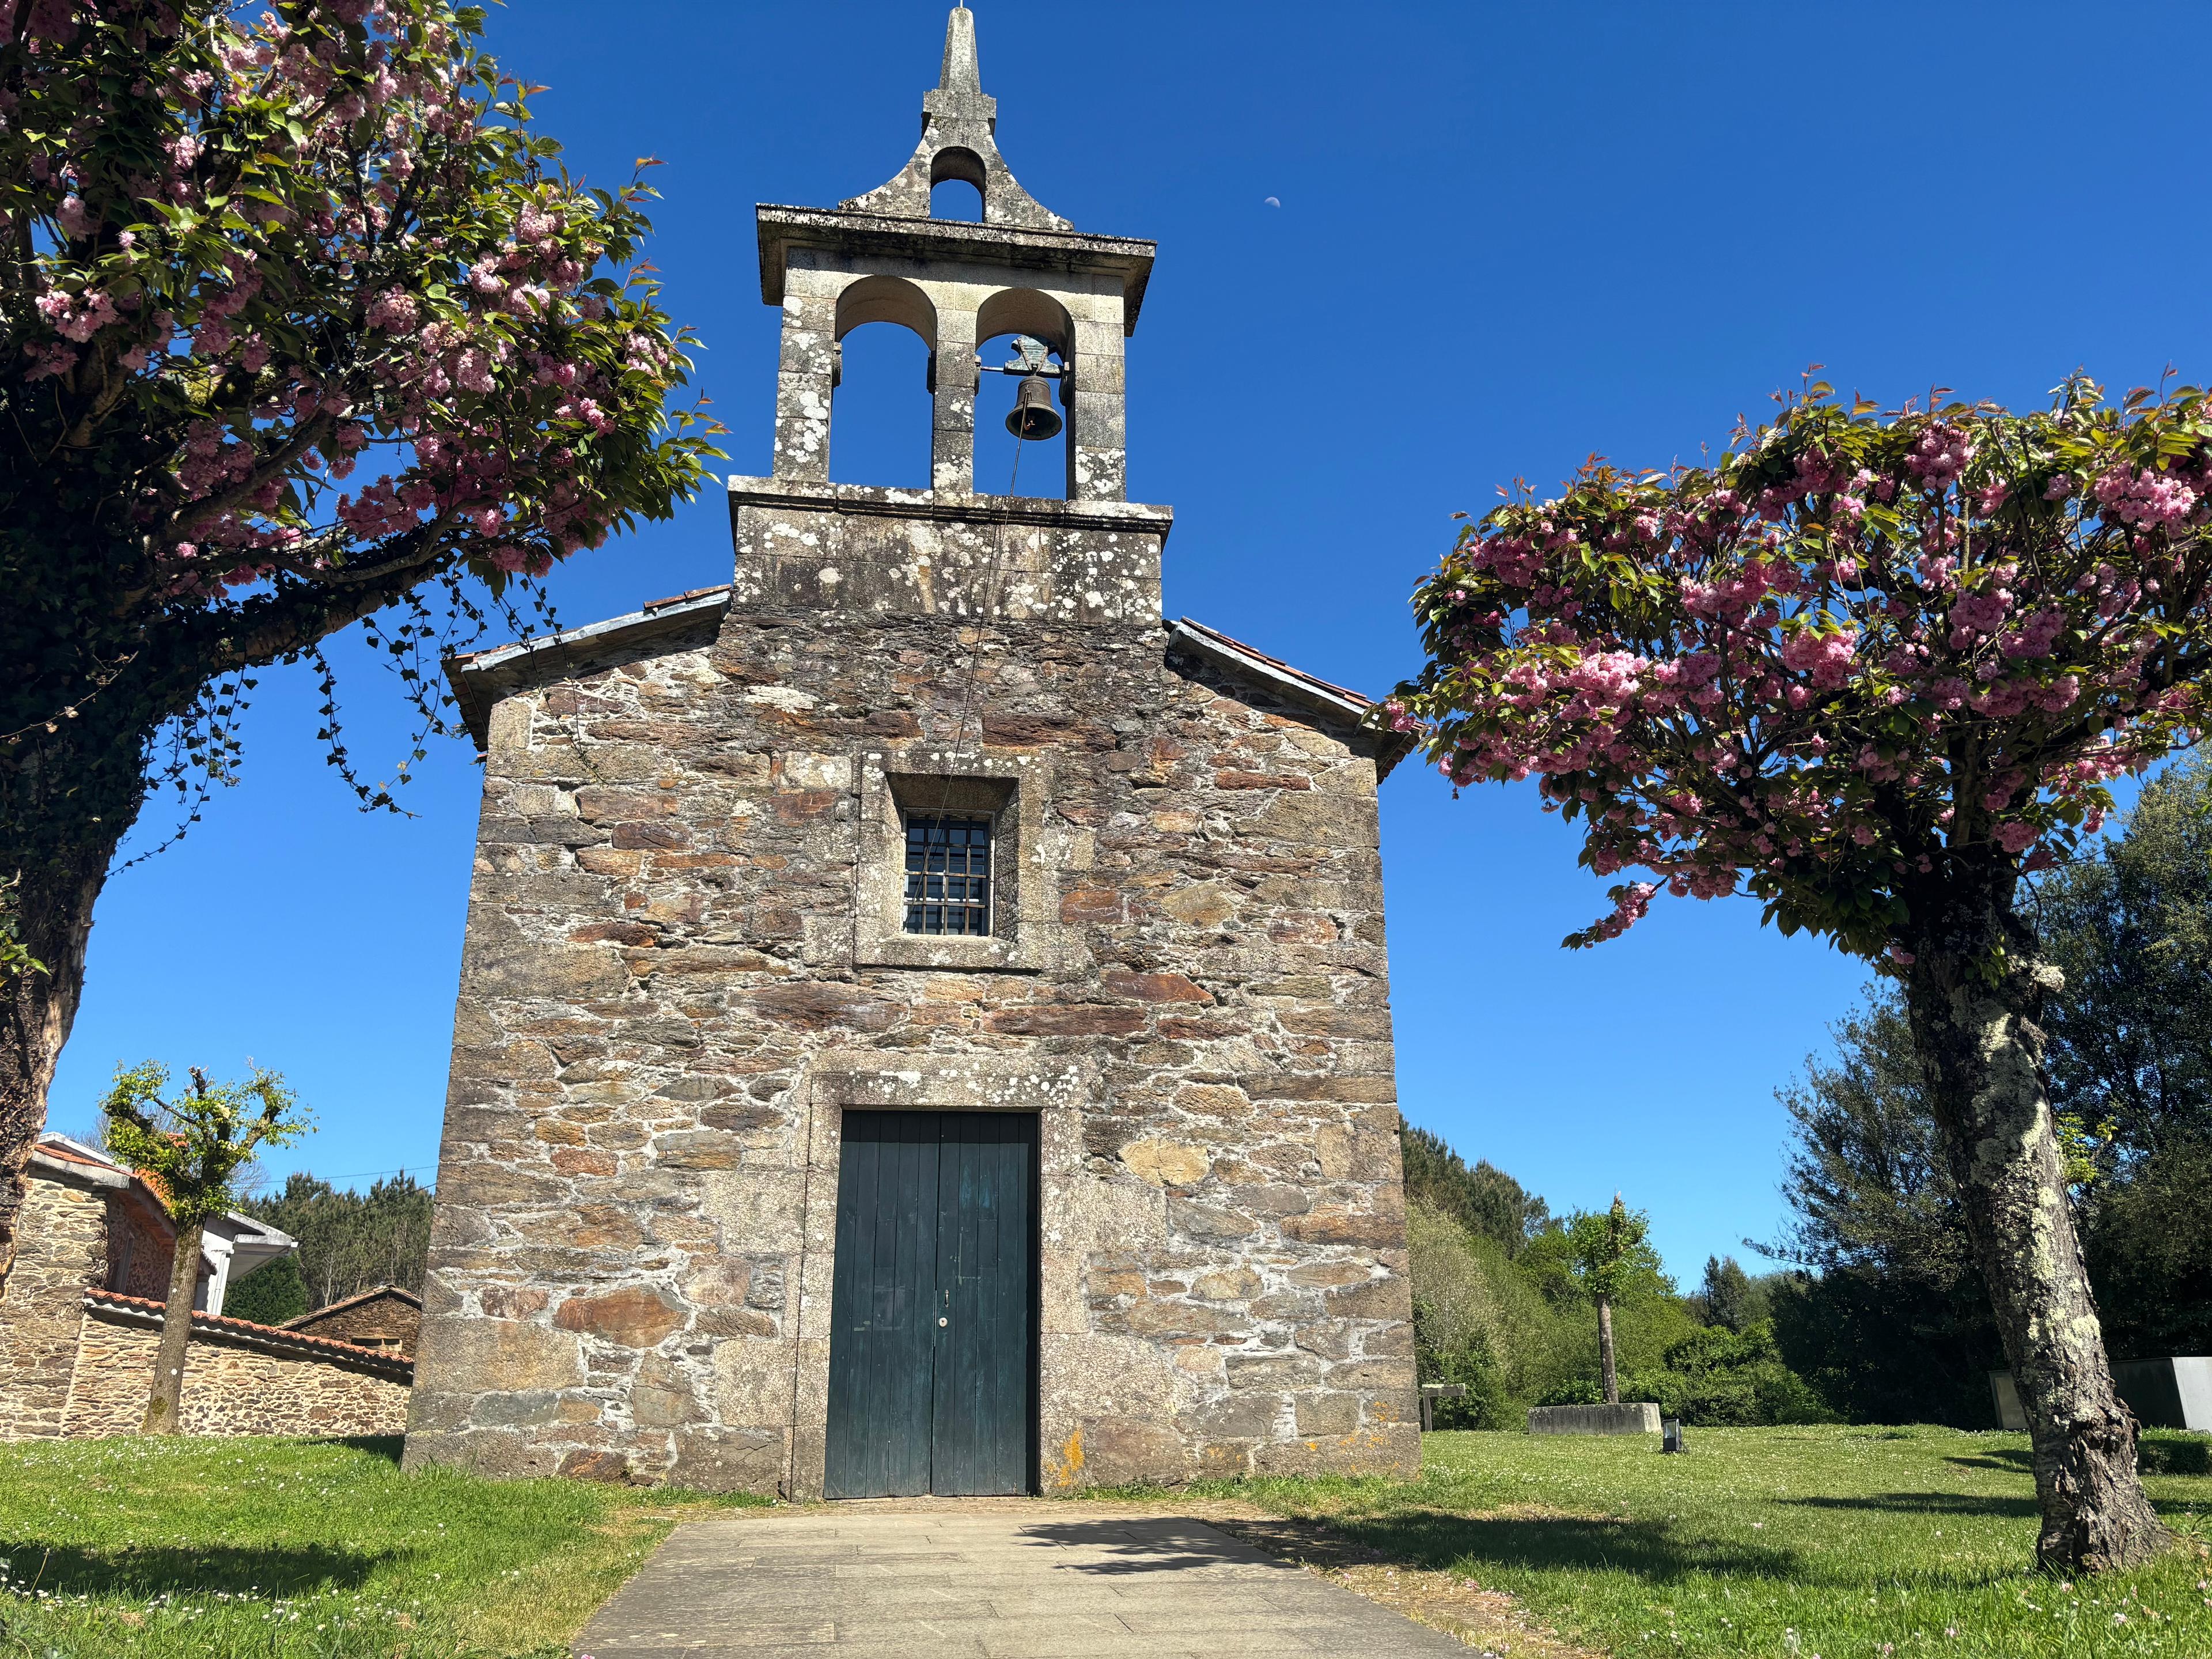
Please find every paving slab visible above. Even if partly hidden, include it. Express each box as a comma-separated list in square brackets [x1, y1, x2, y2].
[572, 1503, 1467, 1657]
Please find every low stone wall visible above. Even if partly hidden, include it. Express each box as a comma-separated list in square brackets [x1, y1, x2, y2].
[1992, 1359, 2212, 1433]
[1527, 1402, 1661, 1437]
[59, 1297, 412, 1440]
[0, 1173, 108, 1441]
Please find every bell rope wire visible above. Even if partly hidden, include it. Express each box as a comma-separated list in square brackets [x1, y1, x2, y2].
[921, 389, 1033, 935]
[938, 418, 1027, 793]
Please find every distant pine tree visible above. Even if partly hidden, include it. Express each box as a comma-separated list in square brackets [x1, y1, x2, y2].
[224, 1251, 308, 1325]
[1691, 1255, 1776, 1332]
[1399, 1124, 1551, 1257]
[239, 1172, 434, 1310]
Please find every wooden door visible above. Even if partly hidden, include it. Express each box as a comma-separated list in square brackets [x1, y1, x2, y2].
[824, 1110, 1036, 1499]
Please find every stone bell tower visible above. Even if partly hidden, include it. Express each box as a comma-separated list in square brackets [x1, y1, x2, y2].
[737, 2, 1162, 599]
[408, 7, 1419, 1498]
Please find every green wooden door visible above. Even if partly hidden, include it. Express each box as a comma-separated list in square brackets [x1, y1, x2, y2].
[824, 1111, 1036, 1498]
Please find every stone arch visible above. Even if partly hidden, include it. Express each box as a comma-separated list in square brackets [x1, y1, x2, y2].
[972, 289, 1075, 498]
[831, 276, 937, 488]
[835, 275, 937, 350]
[974, 287, 1070, 358]
[929, 146, 987, 220]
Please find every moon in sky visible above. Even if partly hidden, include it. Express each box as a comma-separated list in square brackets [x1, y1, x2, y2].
[1263, 196, 1281, 207]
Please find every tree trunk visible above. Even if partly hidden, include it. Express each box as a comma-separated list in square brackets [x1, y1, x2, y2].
[1598, 1294, 1619, 1404]
[143, 1214, 203, 1434]
[1906, 873, 2168, 1574]
[0, 823, 123, 1293]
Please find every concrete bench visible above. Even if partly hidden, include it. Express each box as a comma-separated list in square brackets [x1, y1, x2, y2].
[1527, 1402, 1662, 1436]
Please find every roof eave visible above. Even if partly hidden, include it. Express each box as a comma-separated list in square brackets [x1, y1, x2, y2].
[1165, 618, 1418, 781]
[443, 587, 733, 751]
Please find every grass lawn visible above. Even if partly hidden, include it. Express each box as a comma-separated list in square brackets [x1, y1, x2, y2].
[0, 1434, 764, 1657]
[1120, 1424, 2212, 1658]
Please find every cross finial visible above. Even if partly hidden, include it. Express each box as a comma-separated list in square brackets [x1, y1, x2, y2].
[939, 6, 981, 96]
[838, 4, 1070, 229]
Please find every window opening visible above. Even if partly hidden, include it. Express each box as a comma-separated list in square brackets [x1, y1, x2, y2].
[973, 331, 1069, 499]
[929, 146, 987, 222]
[929, 177, 983, 221]
[830, 321, 933, 488]
[904, 812, 993, 935]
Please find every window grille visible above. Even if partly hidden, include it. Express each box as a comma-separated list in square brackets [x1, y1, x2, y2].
[903, 812, 993, 935]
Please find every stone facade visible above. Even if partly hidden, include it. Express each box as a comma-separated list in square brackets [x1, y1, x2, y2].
[105, 1184, 179, 1302]
[62, 1295, 413, 1439]
[0, 1156, 108, 1440]
[406, 7, 1416, 1497]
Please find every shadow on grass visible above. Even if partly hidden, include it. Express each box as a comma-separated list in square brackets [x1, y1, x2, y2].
[1782, 1491, 2039, 1518]
[1948, 1438, 2210, 1478]
[2142, 1437, 2212, 1476]
[0, 1539, 387, 1600]
[323, 1434, 405, 1465]
[1242, 1510, 1806, 1586]
[1946, 1449, 2034, 1475]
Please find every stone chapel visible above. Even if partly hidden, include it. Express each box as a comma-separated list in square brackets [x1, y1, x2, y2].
[404, 7, 1418, 1498]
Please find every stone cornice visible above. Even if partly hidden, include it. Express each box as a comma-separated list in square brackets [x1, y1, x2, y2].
[754, 205, 1157, 330]
[725, 475, 1173, 540]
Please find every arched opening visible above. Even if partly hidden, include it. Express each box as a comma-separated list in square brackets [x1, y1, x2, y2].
[929, 147, 986, 222]
[831, 276, 938, 489]
[972, 287, 1073, 499]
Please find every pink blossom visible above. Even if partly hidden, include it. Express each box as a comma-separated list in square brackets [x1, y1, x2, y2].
[1905, 420, 1974, 488]
[365, 288, 419, 331]
[453, 348, 495, 393]
[2094, 464, 2199, 529]
[22, 339, 77, 380]
[1781, 628, 1858, 690]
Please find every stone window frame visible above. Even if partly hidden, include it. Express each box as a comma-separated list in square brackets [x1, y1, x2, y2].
[855, 748, 1058, 972]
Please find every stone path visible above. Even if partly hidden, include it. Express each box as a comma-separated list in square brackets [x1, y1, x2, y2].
[572, 1502, 1472, 1657]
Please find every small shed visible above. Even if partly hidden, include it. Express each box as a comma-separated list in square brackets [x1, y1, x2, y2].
[285, 1285, 422, 1356]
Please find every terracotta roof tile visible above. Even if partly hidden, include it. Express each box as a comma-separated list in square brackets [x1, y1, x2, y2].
[83, 1289, 415, 1376]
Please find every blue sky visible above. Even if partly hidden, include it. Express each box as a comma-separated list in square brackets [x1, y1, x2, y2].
[48, 2, 2212, 1282]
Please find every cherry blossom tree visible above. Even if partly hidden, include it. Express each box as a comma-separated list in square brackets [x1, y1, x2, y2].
[1389, 373, 2208, 1572]
[0, 0, 719, 1286]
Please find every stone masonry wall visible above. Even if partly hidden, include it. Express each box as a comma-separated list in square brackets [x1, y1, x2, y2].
[62, 1308, 412, 1438]
[0, 1172, 107, 1440]
[407, 600, 1415, 1494]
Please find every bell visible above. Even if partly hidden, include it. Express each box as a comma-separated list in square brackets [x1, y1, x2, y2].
[1005, 373, 1063, 441]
